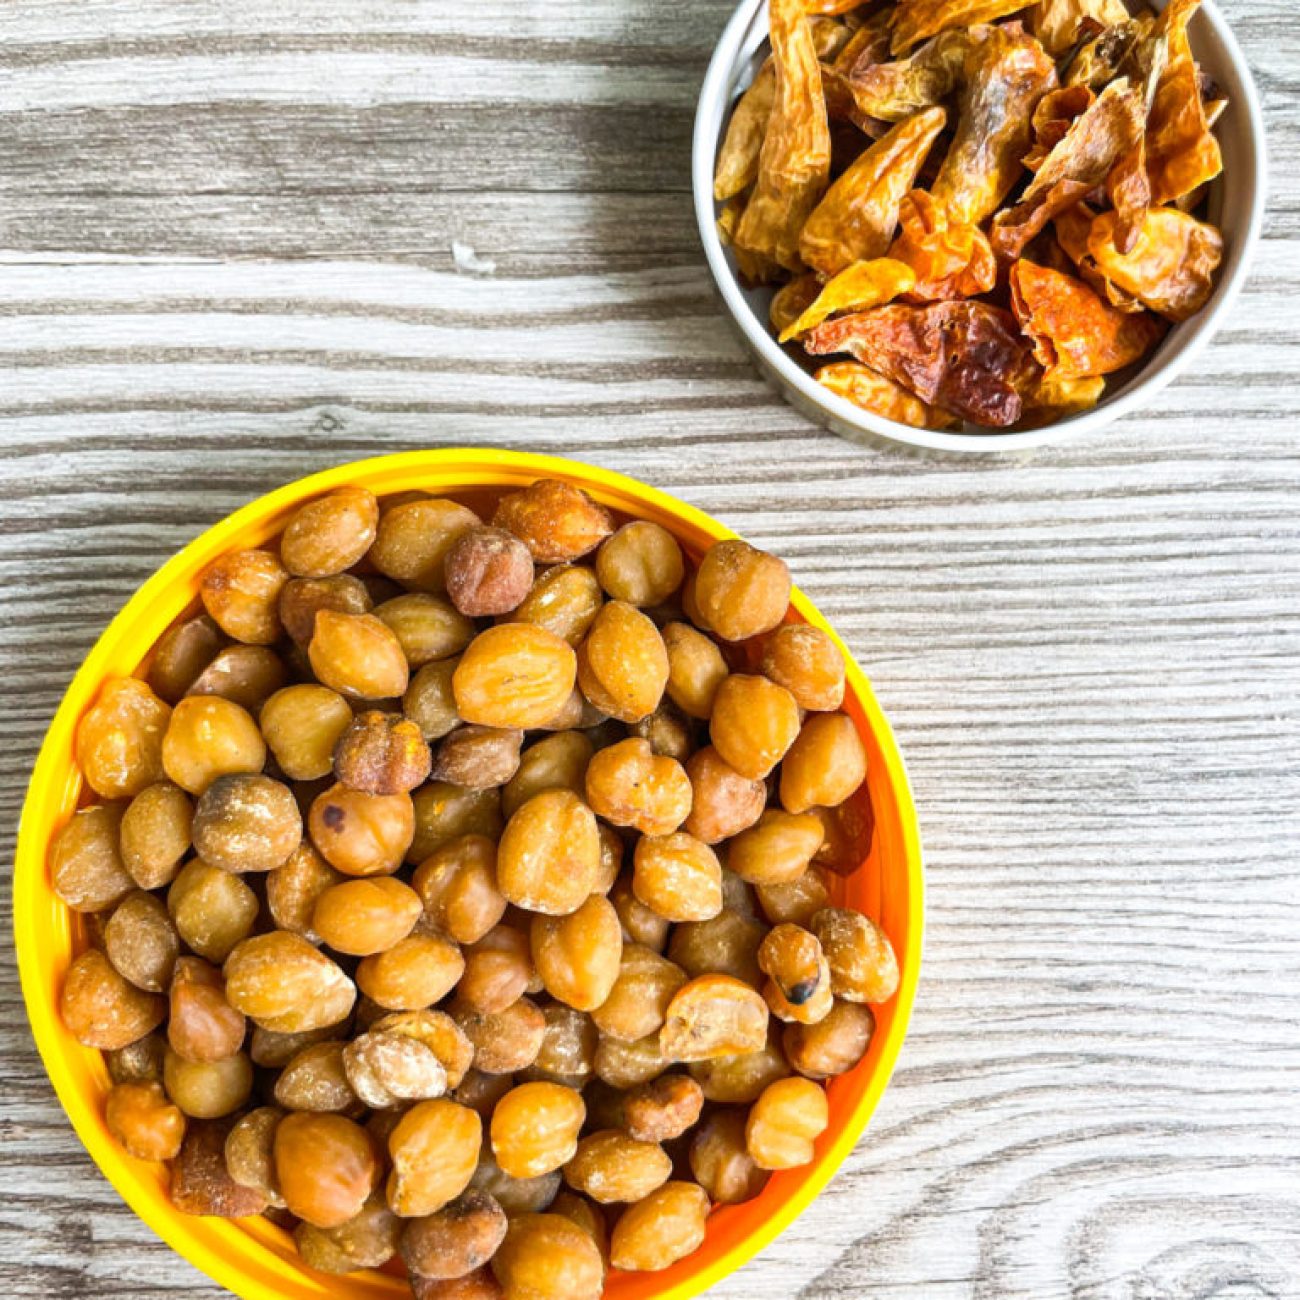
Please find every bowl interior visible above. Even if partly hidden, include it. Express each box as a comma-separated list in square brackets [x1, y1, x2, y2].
[16, 449, 923, 1300]
[692, 0, 1265, 453]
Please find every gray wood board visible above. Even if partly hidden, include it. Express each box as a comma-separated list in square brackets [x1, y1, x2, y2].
[1, 1, 1298, 1297]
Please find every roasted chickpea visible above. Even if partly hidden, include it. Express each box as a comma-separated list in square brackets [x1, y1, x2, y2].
[493, 480, 613, 564]
[250, 1022, 338, 1069]
[563, 1130, 670, 1204]
[200, 549, 288, 644]
[412, 1266, 503, 1300]
[575, 601, 668, 724]
[622, 1073, 704, 1144]
[496, 790, 600, 916]
[297, 1192, 402, 1273]
[162, 696, 265, 796]
[185, 644, 287, 715]
[530, 896, 622, 1012]
[357, 930, 465, 1011]
[491, 1212, 604, 1300]
[689, 1108, 768, 1204]
[105, 1079, 186, 1160]
[168, 956, 245, 1062]
[810, 793, 875, 875]
[309, 611, 410, 700]
[662, 621, 728, 720]
[224, 1106, 286, 1205]
[761, 622, 845, 711]
[224, 931, 356, 1033]
[148, 615, 223, 703]
[667, 909, 765, 986]
[509, 564, 603, 646]
[528, 1006, 597, 1087]
[756, 864, 833, 926]
[279, 574, 373, 647]
[593, 1033, 670, 1091]
[163, 1044, 253, 1118]
[728, 811, 825, 888]
[682, 747, 765, 844]
[313, 876, 423, 956]
[410, 784, 503, 864]
[343, 1023, 448, 1110]
[75, 677, 171, 800]
[632, 833, 722, 923]
[470, 1151, 562, 1216]
[592, 822, 624, 896]
[309, 782, 414, 877]
[491, 1082, 586, 1179]
[453, 1070, 515, 1120]
[811, 908, 899, 1003]
[413, 835, 507, 945]
[280, 487, 379, 577]
[758, 924, 832, 1025]
[590, 944, 687, 1044]
[609, 1181, 709, 1272]
[432, 725, 523, 790]
[503, 732, 593, 820]
[404, 658, 463, 741]
[50, 804, 133, 913]
[446, 526, 535, 617]
[452, 996, 546, 1075]
[259, 684, 353, 781]
[709, 674, 800, 780]
[167, 858, 259, 963]
[584, 738, 691, 838]
[746, 1076, 828, 1169]
[780, 712, 868, 814]
[694, 540, 791, 642]
[375, 593, 477, 669]
[61, 948, 165, 1049]
[688, 1030, 790, 1103]
[660, 975, 769, 1062]
[610, 870, 669, 951]
[334, 710, 432, 795]
[276, 1112, 379, 1227]
[371, 497, 481, 593]
[548, 1192, 609, 1270]
[170, 1119, 270, 1217]
[388, 1098, 482, 1217]
[457, 923, 535, 1015]
[191, 772, 302, 874]
[120, 782, 193, 890]
[595, 522, 684, 607]
[273, 1039, 357, 1113]
[401, 1189, 508, 1280]
[783, 999, 874, 1079]
[265, 840, 342, 939]
[107, 1031, 166, 1085]
[453, 625, 577, 731]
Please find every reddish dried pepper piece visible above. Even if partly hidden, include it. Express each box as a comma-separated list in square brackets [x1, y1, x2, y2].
[991, 180, 1093, 264]
[931, 23, 1059, 226]
[798, 106, 947, 277]
[779, 257, 917, 342]
[1010, 260, 1167, 380]
[815, 361, 958, 430]
[890, 0, 1029, 57]
[802, 301, 1039, 428]
[1032, 0, 1129, 57]
[887, 189, 996, 301]
[1106, 138, 1151, 256]
[844, 28, 970, 122]
[805, 0, 867, 13]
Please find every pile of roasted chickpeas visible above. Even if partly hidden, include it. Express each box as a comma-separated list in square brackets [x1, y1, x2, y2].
[54, 477, 899, 1300]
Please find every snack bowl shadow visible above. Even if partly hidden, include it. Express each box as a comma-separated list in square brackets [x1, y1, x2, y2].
[15, 448, 923, 1300]
[692, 0, 1266, 455]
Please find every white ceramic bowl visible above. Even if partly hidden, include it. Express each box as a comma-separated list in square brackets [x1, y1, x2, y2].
[693, 0, 1266, 454]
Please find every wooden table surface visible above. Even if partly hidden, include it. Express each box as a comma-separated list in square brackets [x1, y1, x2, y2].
[2, 2, 1298, 1297]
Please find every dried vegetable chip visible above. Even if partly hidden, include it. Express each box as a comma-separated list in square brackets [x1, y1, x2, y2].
[1025, 85, 1096, 170]
[799, 107, 947, 276]
[805, 0, 869, 13]
[1033, 0, 1130, 56]
[779, 257, 917, 342]
[1105, 138, 1150, 255]
[809, 16, 856, 61]
[802, 301, 1039, 427]
[1018, 373, 1107, 425]
[888, 190, 997, 300]
[733, 0, 832, 273]
[844, 28, 970, 121]
[930, 23, 1059, 226]
[1065, 17, 1154, 91]
[714, 62, 776, 202]
[1010, 260, 1167, 379]
[890, 0, 1030, 56]
[770, 274, 825, 336]
[1086, 208, 1223, 321]
[991, 179, 1092, 263]
[815, 360, 958, 429]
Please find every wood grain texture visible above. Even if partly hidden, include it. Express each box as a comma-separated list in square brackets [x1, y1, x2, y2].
[1, 1, 1298, 1298]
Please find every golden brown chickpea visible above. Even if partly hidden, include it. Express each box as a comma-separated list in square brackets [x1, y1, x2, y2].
[105, 1079, 186, 1160]
[667, 909, 765, 987]
[162, 695, 265, 796]
[163, 1044, 253, 1118]
[528, 1006, 597, 1087]
[508, 565, 603, 646]
[170, 1119, 270, 1216]
[412, 1266, 504, 1300]
[584, 738, 691, 838]
[780, 712, 868, 814]
[76, 677, 171, 800]
[224, 931, 356, 1032]
[694, 539, 791, 642]
[811, 908, 899, 1003]
[632, 833, 723, 923]
[609, 1181, 709, 1272]
[756, 864, 833, 927]
[309, 782, 414, 877]
[167, 859, 259, 963]
[590, 944, 686, 1044]
[410, 783, 503, 865]
[721, 865, 761, 918]
[297, 1192, 401, 1273]
[593, 1033, 670, 1091]
[709, 674, 800, 780]
[491, 1082, 586, 1179]
[493, 480, 613, 564]
[148, 615, 223, 704]
[274, 1040, 358, 1113]
[746, 1076, 828, 1169]
[761, 622, 845, 712]
[413, 835, 507, 945]
[357, 930, 465, 1011]
[334, 710, 432, 795]
[280, 486, 380, 577]
[371, 497, 481, 593]
[250, 1022, 338, 1069]
[688, 1030, 790, 1103]
[343, 1023, 449, 1110]
[592, 822, 624, 897]
[491, 1212, 604, 1300]
[199, 549, 288, 644]
[370, 1009, 475, 1089]
[454, 1069, 515, 1119]
[595, 521, 684, 607]
[783, 999, 874, 1079]
[61, 948, 165, 1049]
[168, 956, 244, 1062]
[548, 1192, 608, 1271]
[575, 601, 668, 724]
[191, 772, 302, 873]
[529, 896, 622, 1012]
[728, 809, 825, 886]
[404, 657, 463, 741]
[457, 923, 535, 1015]
[563, 1130, 671, 1204]
[496, 790, 600, 916]
[432, 725, 523, 790]
[503, 732, 593, 820]
[50, 804, 133, 913]
[453, 996, 546, 1075]
[276, 1112, 379, 1228]
[621, 1073, 704, 1144]
[278, 574, 373, 648]
[388, 1098, 483, 1217]
[266, 840, 342, 939]
[758, 924, 832, 1025]
[258, 684, 353, 781]
[682, 747, 765, 844]
[309, 611, 410, 700]
[660, 975, 769, 1062]
[453, 625, 577, 731]
[446, 526, 535, 618]
[185, 644, 287, 716]
[662, 621, 728, 720]
[225, 1106, 286, 1206]
[375, 593, 477, 669]
[400, 1189, 508, 1280]
[120, 782, 193, 890]
[107, 1031, 166, 1085]
[610, 870, 669, 951]
[689, 1108, 768, 1204]
[809, 793, 875, 875]
[313, 876, 423, 956]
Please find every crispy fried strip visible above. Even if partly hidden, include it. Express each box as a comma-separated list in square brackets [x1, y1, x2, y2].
[844, 28, 970, 121]
[890, 0, 1029, 56]
[779, 257, 917, 341]
[815, 360, 958, 428]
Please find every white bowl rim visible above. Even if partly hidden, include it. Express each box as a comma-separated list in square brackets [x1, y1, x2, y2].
[692, 0, 1268, 454]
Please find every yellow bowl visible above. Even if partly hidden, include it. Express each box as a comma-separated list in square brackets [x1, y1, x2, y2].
[15, 449, 923, 1300]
